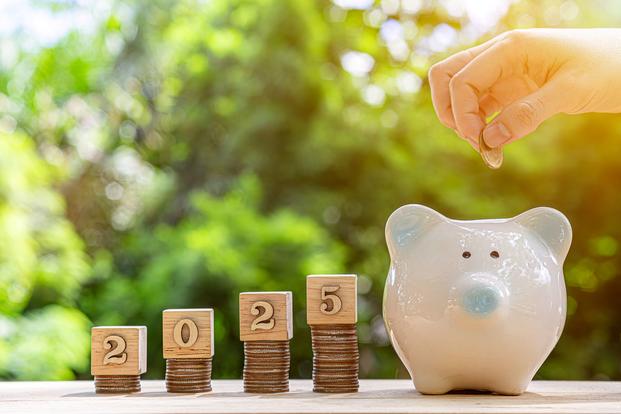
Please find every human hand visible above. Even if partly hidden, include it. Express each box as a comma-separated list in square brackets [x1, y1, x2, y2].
[428, 28, 621, 150]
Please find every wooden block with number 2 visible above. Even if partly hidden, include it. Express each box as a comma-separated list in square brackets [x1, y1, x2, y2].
[307, 274, 357, 325]
[239, 292, 293, 341]
[91, 326, 147, 376]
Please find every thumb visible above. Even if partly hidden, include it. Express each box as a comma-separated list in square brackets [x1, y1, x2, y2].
[483, 80, 564, 148]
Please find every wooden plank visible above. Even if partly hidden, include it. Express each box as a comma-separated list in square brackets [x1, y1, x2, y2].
[1, 380, 620, 414]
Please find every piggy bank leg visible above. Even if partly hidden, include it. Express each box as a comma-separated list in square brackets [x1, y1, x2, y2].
[490, 378, 529, 396]
[413, 375, 453, 395]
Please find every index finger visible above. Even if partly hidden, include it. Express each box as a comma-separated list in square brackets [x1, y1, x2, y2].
[428, 37, 498, 132]
[449, 39, 517, 141]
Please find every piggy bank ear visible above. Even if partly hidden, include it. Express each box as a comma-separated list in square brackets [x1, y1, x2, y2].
[385, 204, 445, 257]
[512, 207, 572, 262]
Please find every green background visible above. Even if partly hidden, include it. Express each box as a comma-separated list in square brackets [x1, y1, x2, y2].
[0, 0, 620, 381]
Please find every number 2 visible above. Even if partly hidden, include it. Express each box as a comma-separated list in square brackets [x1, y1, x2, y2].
[320, 286, 342, 315]
[103, 335, 127, 365]
[250, 301, 275, 331]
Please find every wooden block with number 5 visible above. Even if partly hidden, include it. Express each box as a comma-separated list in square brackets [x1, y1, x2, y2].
[163, 309, 214, 359]
[239, 292, 293, 341]
[91, 326, 147, 376]
[307, 274, 357, 325]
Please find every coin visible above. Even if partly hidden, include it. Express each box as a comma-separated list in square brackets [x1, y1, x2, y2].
[94, 374, 141, 394]
[310, 324, 359, 393]
[166, 357, 213, 393]
[478, 130, 503, 169]
[243, 340, 290, 393]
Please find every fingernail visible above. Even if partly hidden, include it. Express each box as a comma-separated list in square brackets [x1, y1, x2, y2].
[483, 122, 511, 148]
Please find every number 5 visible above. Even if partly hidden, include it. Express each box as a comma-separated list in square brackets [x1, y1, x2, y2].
[320, 286, 342, 315]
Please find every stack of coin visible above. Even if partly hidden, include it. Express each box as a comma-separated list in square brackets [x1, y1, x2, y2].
[311, 324, 359, 393]
[94, 374, 141, 393]
[243, 340, 290, 393]
[479, 131, 503, 169]
[165, 357, 213, 393]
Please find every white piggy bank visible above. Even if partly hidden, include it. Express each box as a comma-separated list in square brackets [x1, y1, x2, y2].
[383, 205, 572, 395]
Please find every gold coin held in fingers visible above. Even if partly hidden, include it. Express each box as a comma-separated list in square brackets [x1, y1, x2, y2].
[479, 131, 503, 169]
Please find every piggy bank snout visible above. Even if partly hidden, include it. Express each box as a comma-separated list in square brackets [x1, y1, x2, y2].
[455, 274, 507, 318]
[460, 284, 502, 316]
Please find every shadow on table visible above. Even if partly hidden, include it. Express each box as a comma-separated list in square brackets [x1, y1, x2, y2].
[63, 392, 119, 397]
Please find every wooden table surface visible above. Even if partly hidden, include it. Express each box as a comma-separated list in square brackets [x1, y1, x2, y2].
[1, 380, 620, 414]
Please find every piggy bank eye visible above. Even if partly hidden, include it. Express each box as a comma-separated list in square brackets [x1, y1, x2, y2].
[462, 251, 471, 259]
[490, 250, 500, 258]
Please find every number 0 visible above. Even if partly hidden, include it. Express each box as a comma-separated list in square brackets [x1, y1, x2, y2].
[320, 285, 342, 315]
[103, 335, 127, 365]
[173, 318, 199, 347]
[250, 301, 275, 331]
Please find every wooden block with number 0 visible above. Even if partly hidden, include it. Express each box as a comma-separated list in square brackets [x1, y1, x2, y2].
[307, 274, 357, 325]
[162, 309, 214, 359]
[239, 292, 293, 341]
[91, 326, 147, 376]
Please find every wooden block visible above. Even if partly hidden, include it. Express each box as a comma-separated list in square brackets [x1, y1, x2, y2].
[239, 291, 293, 341]
[307, 274, 357, 325]
[162, 309, 214, 359]
[91, 326, 147, 376]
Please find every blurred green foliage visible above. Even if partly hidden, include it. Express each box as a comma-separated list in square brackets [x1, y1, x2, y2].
[0, 132, 90, 379]
[0, 0, 620, 381]
[82, 175, 346, 377]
